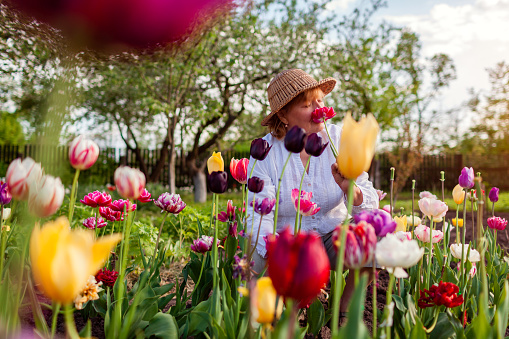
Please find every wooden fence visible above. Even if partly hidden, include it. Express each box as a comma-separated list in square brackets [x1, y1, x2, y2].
[1, 144, 508, 192]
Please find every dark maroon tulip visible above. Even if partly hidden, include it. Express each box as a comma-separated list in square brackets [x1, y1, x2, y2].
[95, 268, 119, 288]
[489, 187, 499, 203]
[208, 171, 228, 194]
[267, 228, 330, 308]
[247, 176, 264, 193]
[284, 126, 306, 153]
[304, 133, 328, 157]
[250, 138, 272, 161]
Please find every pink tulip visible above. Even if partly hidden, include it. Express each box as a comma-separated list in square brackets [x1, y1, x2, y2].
[218, 200, 235, 222]
[83, 217, 107, 229]
[114, 166, 146, 200]
[138, 188, 152, 203]
[418, 197, 448, 219]
[414, 225, 443, 243]
[154, 193, 186, 214]
[99, 206, 123, 222]
[6, 157, 43, 201]
[311, 106, 336, 123]
[395, 231, 412, 241]
[68, 135, 99, 170]
[291, 189, 320, 216]
[382, 205, 392, 214]
[230, 158, 249, 185]
[191, 235, 219, 253]
[109, 199, 137, 212]
[80, 191, 112, 207]
[487, 216, 508, 231]
[28, 175, 65, 218]
[334, 221, 377, 269]
[419, 191, 437, 199]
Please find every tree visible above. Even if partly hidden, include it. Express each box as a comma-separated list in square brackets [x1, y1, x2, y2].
[0, 112, 25, 145]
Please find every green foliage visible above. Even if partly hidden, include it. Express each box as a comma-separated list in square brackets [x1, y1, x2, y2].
[0, 112, 24, 145]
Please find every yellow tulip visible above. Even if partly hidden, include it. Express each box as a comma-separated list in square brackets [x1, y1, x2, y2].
[251, 277, 283, 324]
[452, 218, 464, 227]
[452, 184, 465, 205]
[394, 216, 407, 232]
[405, 215, 422, 227]
[336, 113, 379, 179]
[207, 151, 224, 174]
[30, 217, 121, 304]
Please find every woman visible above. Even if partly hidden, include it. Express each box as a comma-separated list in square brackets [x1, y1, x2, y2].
[247, 68, 379, 318]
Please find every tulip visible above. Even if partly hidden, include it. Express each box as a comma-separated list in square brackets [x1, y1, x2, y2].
[106, 183, 116, 191]
[311, 106, 336, 123]
[95, 268, 119, 288]
[382, 205, 392, 214]
[230, 158, 249, 184]
[418, 197, 448, 219]
[229, 221, 238, 238]
[0, 182, 11, 205]
[218, 200, 235, 222]
[247, 176, 264, 193]
[458, 167, 474, 189]
[284, 126, 306, 153]
[489, 187, 499, 203]
[487, 216, 508, 230]
[395, 231, 412, 241]
[232, 254, 254, 281]
[405, 215, 422, 227]
[249, 277, 284, 324]
[452, 185, 465, 205]
[449, 244, 480, 262]
[208, 171, 228, 194]
[109, 199, 137, 212]
[451, 218, 463, 227]
[99, 206, 123, 222]
[154, 193, 186, 214]
[2, 208, 11, 221]
[28, 175, 65, 218]
[336, 113, 379, 179]
[30, 217, 121, 304]
[6, 157, 43, 200]
[207, 152, 224, 174]
[376, 189, 387, 201]
[80, 191, 112, 208]
[252, 198, 276, 216]
[393, 216, 407, 233]
[68, 135, 99, 170]
[333, 221, 377, 269]
[353, 209, 396, 237]
[304, 133, 328, 157]
[414, 225, 443, 243]
[191, 235, 219, 253]
[250, 138, 271, 161]
[418, 281, 463, 309]
[74, 275, 102, 310]
[375, 233, 424, 278]
[419, 191, 437, 199]
[267, 228, 330, 308]
[291, 189, 320, 216]
[114, 166, 146, 200]
[138, 188, 152, 203]
[83, 217, 107, 230]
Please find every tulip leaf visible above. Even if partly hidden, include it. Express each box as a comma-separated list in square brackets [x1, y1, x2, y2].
[78, 320, 92, 338]
[144, 312, 179, 339]
[336, 275, 369, 339]
[409, 314, 426, 339]
[494, 281, 509, 338]
[428, 312, 456, 339]
[307, 298, 325, 336]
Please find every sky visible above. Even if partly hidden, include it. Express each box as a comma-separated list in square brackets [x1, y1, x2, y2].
[327, 0, 509, 132]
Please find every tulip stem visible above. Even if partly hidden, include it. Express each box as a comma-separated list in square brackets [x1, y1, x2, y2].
[273, 153, 292, 235]
[323, 121, 337, 157]
[331, 179, 355, 336]
[424, 308, 440, 333]
[390, 168, 395, 218]
[295, 156, 311, 234]
[411, 183, 415, 240]
[426, 218, 434, 288]
[189, 253, 207, 303]
[152, 212, 169, 268]
[249, 215, 264, 260]
[245, 160, 257, 233]
[64, 303, 79, 339]
[492, 203, 495, 218]
[470, 192, 475, 246]
[50, 302, 61, 339]
[384, 274, 396, 339]
[212, 194, 219, 290]
[455, 206, 460, 245]
[68, 169, 80, 225]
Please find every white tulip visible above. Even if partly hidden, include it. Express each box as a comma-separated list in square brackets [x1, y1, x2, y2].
[6, 157, 43, 200]
[28, 175, 65, 218]
[375, 233, 424, 278]
[450, 243, 480, 263]
[1, 207, 11, 221]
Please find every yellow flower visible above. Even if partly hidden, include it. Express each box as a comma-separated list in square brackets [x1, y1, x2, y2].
[405, 215, 422, 227]
[336, 113, 379, 179]
[30, 217, 121, 304]
[394, 216, 407, 232]
[452, 218, 464, 227]
[207, 151, 224, 174]
[251, 277, 283, 324]
[452, 184, 465, 205]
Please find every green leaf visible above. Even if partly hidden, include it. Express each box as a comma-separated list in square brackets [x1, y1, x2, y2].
[307, 298, 325, 336]
[336, 275, 370, 339]
[144, 313, 179, 339]
[429, 312, 456, 339]
[494, 281, 509, 338]
[78, 320, 92, 338]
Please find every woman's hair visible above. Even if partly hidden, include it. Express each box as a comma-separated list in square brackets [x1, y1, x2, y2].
[266, 87, 325, 139]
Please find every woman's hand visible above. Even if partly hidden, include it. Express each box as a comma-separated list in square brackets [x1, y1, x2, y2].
[331, 163, 364, 206]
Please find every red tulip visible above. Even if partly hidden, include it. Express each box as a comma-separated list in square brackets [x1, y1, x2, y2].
[266, 228, 330, 308]
[418, 281, 463, 308]
[230, 158, 249, 184]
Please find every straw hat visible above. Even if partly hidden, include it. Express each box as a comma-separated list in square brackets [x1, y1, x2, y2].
[261, 69, 337, 126]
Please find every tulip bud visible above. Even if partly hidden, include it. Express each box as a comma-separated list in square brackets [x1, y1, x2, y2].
[208, 171, 228, 194]
[207, 152, 224, 174]
[229, 158, 249, 184]
[247, 176, 264, 193]
[6, 157, 43, 201]
[250, 138, 271, 160]
[0, 183, 12, 205]
[304, 133, 328, 157]
[114, 166, 146, 200]
[284, 126, 306, 153]
[489, 187, 499, 203]
[250, 277, 284, 324]
[458, 167, 474, 189]
[69, 135, 99, 170]
[252, 197, 276, 215]
[191, 235, 219, 253]
[452, 184, 465, 205]
[28, 175, 65, 218]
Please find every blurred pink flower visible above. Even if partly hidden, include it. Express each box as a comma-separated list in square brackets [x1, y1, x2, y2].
[333, 221, 377, 269]
[109, 199, 137, 212]
[68, 135, 99, 170]
[99, 206, 123, 222]
[154, 193, 186, 214]
[28, 175, 65, 218]
[6, 157, 43, 201]
[414, 225, 443, 243]
[395, 231, 412, 241]
[83, 217, 107, 229]
[419, 191, 437, 199]
[114, 166, 146, 200]
[191, 235, 219, 253]
[418, 197, 448, 219]
[138, 188, 152, 203]
[291, 189, 320, 216]
[80, 191, 112, 207]
[487, 216, 508, 230]
[376, 189, 387, 201]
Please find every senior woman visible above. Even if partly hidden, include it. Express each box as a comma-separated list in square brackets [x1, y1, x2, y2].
[246, 69, 379, 319]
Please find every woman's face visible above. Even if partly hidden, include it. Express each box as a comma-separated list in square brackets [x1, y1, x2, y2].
[283, 90, 325, 135]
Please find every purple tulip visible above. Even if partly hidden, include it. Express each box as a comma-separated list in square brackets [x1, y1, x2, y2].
[251, 197, 276, 215]
[247, 176, 264, 193]
[83, 217, 107, 229]
[305, 133, 328, 157]
[284, 126, 306, 153]
[458, 167, 475, 189]
[353, 209, 396, 237]
[229, 221, 238, 238]
[232, 254, 254, 280]
[154, 193, 186, 214]
[208, 171, 228, 194]
[191, 235, 219, 253]
[250, 138, 272, 161]
[0, 183, 12, 205]
[489, 187, 500, 203]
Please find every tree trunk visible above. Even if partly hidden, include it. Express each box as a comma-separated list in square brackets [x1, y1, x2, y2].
[193, 170, 207, 203]
[168, 148, 176, 194]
